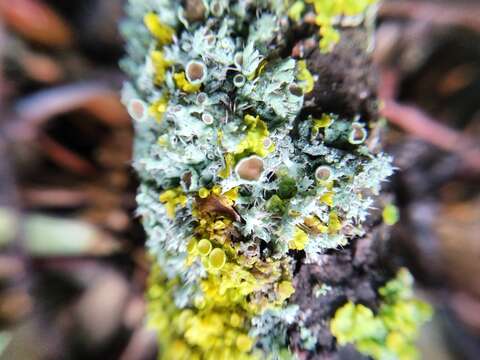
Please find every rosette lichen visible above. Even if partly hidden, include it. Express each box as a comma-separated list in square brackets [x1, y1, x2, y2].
[121, 0, 429, 358]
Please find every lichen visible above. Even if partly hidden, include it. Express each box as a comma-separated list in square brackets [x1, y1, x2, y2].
[120, 0, 416, 358]
[288, 0, 378, 52]
[330, 269, 433, 360]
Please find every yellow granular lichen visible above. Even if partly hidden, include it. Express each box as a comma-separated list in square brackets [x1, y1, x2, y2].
[297, 60, 314, 94]
[235, 114, 274, 158]
[149, 188, 296, 359]
[149, 93, 170, 122]
[151, 50, 172, 85]
[288, 1, 306, 22]
[174, 71, 202, 93]
[304, 0, 377, 52]
[147, 265, 261, 360]
[219, 153, 235, 179]
[304, 216, 328, 234]
[144, 12, 175, 46]
[289, 227, 309, 250]
[158, 187, 187, 219]
[328, 212, 342, 234]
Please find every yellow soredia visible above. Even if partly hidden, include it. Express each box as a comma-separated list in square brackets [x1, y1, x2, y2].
[236, 334, 255, 352]
[313, 113, 334, 129]
[197, 185, 237, 201]
[158, 187, 187, 219]
[382, 203, 399, 226]
[219, 153, 235, 178]
[297, 60, 314, 93]
[328, 212, 342, 234]
[306, 0, 377, 52]
[304, 216, 328, 234]
[149, 93, 170, 122]
[317, 176, 334, 200]
[174, 71, 202, 93]
[144, 12, 175, 45]
[289, 227, 309, 250]
[278, 281, 295, 302]
[223, 186, 239, 203]
[235, 114, 274, 158]
[288, 1, 306, 22]
[151, 50, 172, 85]
[320, 191, 334, 206]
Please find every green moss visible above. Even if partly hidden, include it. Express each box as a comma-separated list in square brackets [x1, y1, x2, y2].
[277, 176, 298, 200]
[266, 195, 287, 214]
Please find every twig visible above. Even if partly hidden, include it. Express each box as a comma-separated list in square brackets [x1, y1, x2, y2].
[379, 1, 480, 33]
[379, 68, 480, 173]
[21, 188, 90, 208]
[381, 100, 480, 171]
[38, 133, 97, 176]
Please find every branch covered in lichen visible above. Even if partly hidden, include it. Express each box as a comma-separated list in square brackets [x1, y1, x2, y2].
[120, 0, 429, 358]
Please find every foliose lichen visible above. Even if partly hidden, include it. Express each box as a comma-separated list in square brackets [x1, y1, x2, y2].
[120, 0, 426, 358]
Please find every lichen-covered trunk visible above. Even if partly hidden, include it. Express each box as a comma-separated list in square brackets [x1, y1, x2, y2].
[121, 0, 430, 359]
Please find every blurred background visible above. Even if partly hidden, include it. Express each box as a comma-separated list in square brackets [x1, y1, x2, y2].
[0, 0, 479, 359]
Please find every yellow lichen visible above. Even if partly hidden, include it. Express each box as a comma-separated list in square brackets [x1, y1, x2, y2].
[304, 0, 377, 52]
[289, 227, 309, 250]
[248, 59, 269, 80]
[330, 269, 432, 360]
[304, 216, 328, 234]
[151, 50, 172, 85]
[328, 212, 342, 234]
[197, 239, 212, 256]
[149, 93, 170, 122]
[288, 1, 306, 22]
[320, 191, 334, 206]
[147, 266, 261, 360]
[152, 186, 295, 359]
[158, 187, 187, 219]
[311, 114, 334, 138]
[235, 114, 274, 158]
[144, 12, 175, 45]
[278, 281, 295, 302]
[297, 60, 314, 94]
[219, 153, 235, 178]
[174, 71, 202, 93]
